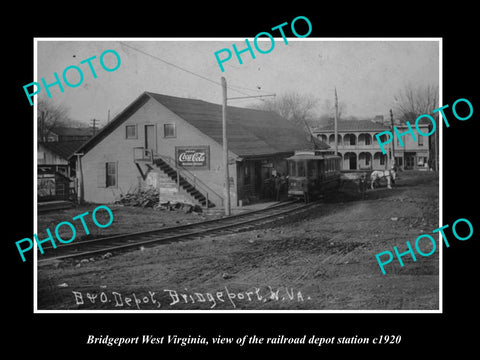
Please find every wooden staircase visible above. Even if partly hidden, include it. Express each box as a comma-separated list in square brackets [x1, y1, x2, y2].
[154, 158, 215, 208]
[133, 147, 223, 208]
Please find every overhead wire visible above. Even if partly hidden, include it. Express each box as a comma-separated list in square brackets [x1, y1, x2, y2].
[118, 41, 273, 100]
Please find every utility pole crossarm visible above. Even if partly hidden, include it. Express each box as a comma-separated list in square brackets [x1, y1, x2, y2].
[227, 94, 276, 100]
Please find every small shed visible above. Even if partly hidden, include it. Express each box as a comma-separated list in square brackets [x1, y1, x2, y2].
[37, 141, 85, 201]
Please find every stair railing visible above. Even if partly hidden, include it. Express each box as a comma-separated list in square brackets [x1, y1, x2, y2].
[154, 153, 224, 207]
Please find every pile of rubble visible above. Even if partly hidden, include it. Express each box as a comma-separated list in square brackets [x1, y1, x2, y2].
[116, 188, 160, 208]
[115, 188, 203, 213]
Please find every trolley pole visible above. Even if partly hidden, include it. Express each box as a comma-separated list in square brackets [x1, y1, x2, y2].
[221, 76, 231, 216]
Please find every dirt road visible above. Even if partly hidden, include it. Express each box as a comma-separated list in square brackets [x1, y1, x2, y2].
[37, 170, 439, 310]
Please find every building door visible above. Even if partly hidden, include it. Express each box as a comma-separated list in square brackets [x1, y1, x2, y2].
[347, 153, 357, 170]
[350, 156, 356, 170]
[405, 152, 415, 169]
[145, 125, 156, 152]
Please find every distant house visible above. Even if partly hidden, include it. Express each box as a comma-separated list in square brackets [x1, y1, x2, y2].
[312, 118, 431, 171]
[37, 141, 85, 201]
[73, 91, 329, 207]
[46, 127, 94, 142]
[38, 141, 85, 176]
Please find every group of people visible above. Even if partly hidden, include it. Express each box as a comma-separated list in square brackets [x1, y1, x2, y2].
[263, 172, 288, 201]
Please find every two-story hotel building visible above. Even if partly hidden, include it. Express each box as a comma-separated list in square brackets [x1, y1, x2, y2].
[312, 119, 431, 171]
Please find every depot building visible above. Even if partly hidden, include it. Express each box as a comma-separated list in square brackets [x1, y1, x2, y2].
[73, 91, 328, 208]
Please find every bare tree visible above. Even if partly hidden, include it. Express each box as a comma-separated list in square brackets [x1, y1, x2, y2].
[320, 98, 347, 120]
[252, 91, 318, 133]
[393, 83, 439, 171]
[393, 84, 439, 122]
[37, 100, 71, 142]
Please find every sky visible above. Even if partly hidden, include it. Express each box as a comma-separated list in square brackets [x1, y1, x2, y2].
[36, 38, 440, 127]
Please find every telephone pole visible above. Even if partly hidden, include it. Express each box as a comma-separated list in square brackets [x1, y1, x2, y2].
[334, 88, 339, 156]
[91, 118, 99, 137]
[390, 109, 395, 169]
[222, 79, 275, 214]
[221, 77, 231, 216]
[74, 152, 84, 204]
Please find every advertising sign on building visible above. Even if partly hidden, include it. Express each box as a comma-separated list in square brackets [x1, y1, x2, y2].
[175, 146, 210, 170]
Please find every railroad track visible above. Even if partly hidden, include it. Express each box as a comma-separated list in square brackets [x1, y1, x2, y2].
[38, 200, 320, 263]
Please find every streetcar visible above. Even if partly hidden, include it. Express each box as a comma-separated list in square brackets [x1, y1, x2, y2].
[286, 150, 342, 202]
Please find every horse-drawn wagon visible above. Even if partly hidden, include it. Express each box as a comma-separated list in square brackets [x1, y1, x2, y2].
[340, 168, 397, 198]
[340, 170, 370, 198]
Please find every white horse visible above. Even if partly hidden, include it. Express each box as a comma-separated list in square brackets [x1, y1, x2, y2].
[370, 169, 396, 189]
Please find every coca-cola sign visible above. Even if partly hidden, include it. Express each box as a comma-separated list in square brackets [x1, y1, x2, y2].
[175, 146, 209, 170]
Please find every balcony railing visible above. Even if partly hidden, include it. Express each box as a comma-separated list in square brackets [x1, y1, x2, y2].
[329, 143, 378, 149]
[133, 147, 154, 162]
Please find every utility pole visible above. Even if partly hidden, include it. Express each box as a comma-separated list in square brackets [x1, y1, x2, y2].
[334, 88, 339, 157]
[226, 83, 275, 212]
[91, 118, 99, 137]
[389, 109, 395, 169]
[221, 77, 231, 216]
[433, 114, 439, 172]
[74, 152, 84, 204]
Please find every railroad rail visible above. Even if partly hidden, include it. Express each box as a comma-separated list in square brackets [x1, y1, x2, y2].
[38, 200, 320, 264]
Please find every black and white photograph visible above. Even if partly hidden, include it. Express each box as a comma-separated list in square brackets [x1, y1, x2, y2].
[7, 6, 478, 356]
[34, 38, 441, 312]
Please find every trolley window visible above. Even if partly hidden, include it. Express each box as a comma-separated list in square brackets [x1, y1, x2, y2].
[307, 160, 317, 178]
[297, 161, 306, 177]
[289, 161, 296, 176]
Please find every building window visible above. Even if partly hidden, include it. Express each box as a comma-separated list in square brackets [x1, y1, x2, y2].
[56, 166, 68, 177]
[380, 155, 386, 165]
[164, 124, 176, 138]
[346, 134, 356, 146]
[418, 135, 424, 146]
[125, 125, 137, 139]
[418, 156, 427, 167]
[106, 162, 117, 187]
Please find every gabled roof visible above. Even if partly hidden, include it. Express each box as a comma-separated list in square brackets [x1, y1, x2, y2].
[73, 92, 329, 159]
[40, 140, 86, 160]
